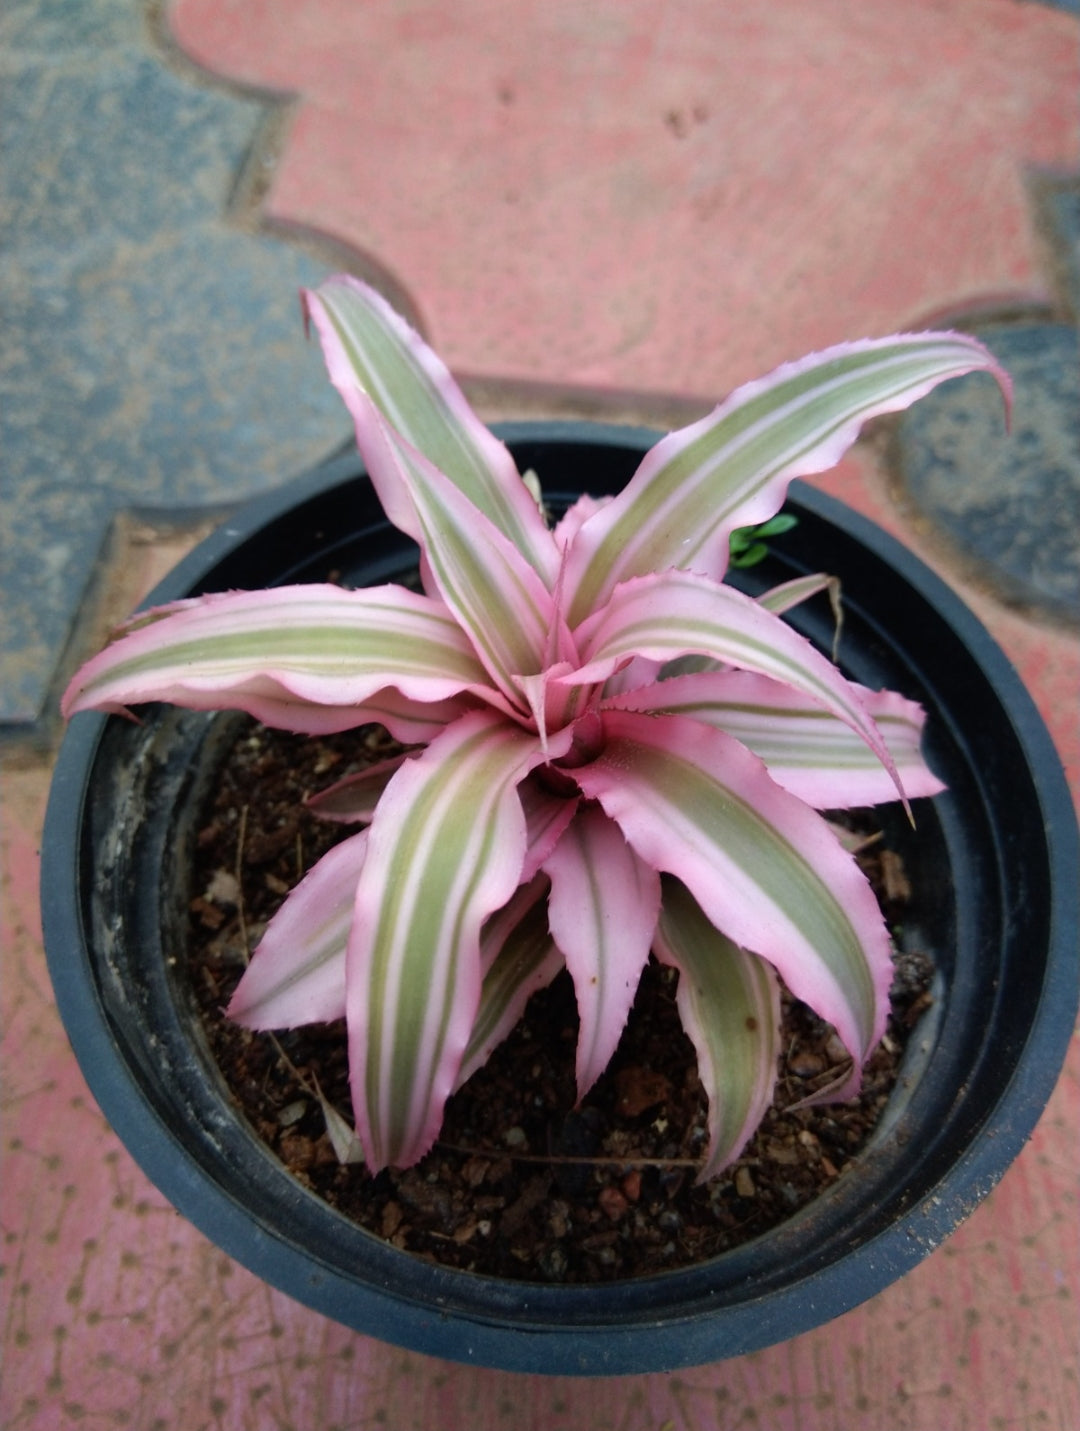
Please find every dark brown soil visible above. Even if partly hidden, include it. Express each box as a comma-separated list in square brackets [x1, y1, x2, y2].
[186, 718, 933, 1284]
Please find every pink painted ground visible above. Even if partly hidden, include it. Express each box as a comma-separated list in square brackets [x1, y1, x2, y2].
[170, 0, 1077, 398]
[3, 0, 1078, 1425]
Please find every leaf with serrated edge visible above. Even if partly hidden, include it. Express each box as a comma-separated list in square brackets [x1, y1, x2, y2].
[344, 389, 562, 711]
[346, 710, 570, 1171]
[228, 830, 368, 1029]
[609, 669, 943, 808]
[518, 777, 579, 882]
[569, 568, 905, 802]
[455, 875, 563, 1089]
[306, 753, 411, 824]
[63, 303, 1007, 1184]
[542, 803, 661, 1096]
[654, 878, 781, 1181]
[574, 709, 892, 1076]
[61, 584, 496, 735]
[304, 276, 557, 583]
[563, 332, 1010, 624]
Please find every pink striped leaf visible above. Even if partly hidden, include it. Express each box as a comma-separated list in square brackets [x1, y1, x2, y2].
[568, 568, 905, 801]
[318, 690, 471, 744]
[346, 709, 570, 1171]
[304, 276, 558, 584]
[454, 875, 564, 1089]
[599, 654, 666, 698]
[574, 709, 893, 1074]
[343, 389, 562, 712]
[552, 492, 613, 552]
[653, 878, 782, 1181]
[542, 803, 662, 1096]
[563, 332, 1010, 624]
[609, 669, 944, 808]
[756, 571, 840, 616]
[228, 829, 369, 1030]
[518, 776, 580, 882]
[757, 572, 843, 662]
[61, 584, 495, 735]
[305, 752, 412, 824]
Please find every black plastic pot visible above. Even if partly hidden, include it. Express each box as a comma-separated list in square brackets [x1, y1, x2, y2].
[42, 423, 1078, 1376]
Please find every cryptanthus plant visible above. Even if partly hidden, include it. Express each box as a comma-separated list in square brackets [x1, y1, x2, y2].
[63, 277, 1010, 1179]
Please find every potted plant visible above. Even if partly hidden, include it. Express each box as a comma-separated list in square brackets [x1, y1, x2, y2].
[43, 279, 1078, 1374]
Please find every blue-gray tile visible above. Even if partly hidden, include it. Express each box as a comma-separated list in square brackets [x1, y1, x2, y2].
[1, 1, 350, 734]
[893, 322, 1080, 626]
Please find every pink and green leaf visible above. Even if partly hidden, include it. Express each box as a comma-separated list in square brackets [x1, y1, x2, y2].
[574, 709, 893, 1072]
[63, 283, 993, 1184]
[757, 572, 843, 661]
[333, 688, 476, 745]
[542, 804, 661, 1096]
[570, 569, 905, 800]
[61, 584, 496, 735]
[552, 492, 613, 552]
[304, 275, 558, 583]
[654, 878, 782, 1181]
[343, 391, 563, 711]
[228, 830, 368, 1030]
[306, 752, 412, 824]
[455, 875, 564, 1089]
[756, 572, 841, 617]
[610, 669, 943, 808]
[518, 776, 580, 881]
[563, 332, 1010, 624]
[345, 710, 568, 1171]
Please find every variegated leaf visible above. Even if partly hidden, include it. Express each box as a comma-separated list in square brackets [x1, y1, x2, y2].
[563, 332, 1010, 623]
[455, 875, 564, 1089]
[570, 569, 905, 801]
[343, 390, 563, 711]
[654, 877, 782, 1181]
[346, 710, 570, 1170]
[61, 584, 496, 736]
[542, 803, 661, 1096]
[304, 275, 558, 583]
[574, 709, 893, 1072]
[757, 572, 843, 661]
[518, 776, 580, 882]
[228, 830, 368, 1029]
[756, 571, 840, 617]
[609, 669, 944, 808]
